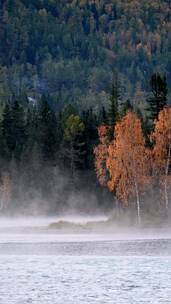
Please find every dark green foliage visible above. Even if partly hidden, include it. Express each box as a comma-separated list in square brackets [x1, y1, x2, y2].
[0, 0, 170, 214]
[62, 114, 86, 181]
[82, 108, 98, 169]
[146, 73, 168, 127]
[98, 106, 108, 125]
[1, 104, 13, 160]
[37, 96, 58, 162]
[0, 0, 170, 109]
[2, 100, 26, 160]
[108, 77, 120, 126]
[121, 100, 133, 117]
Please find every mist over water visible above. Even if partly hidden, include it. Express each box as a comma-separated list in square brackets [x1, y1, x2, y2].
[0, 214, 171, 247]
[1, 215, 171, 303]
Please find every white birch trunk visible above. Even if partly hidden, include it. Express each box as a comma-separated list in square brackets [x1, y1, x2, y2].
[134, 180, 141, 225]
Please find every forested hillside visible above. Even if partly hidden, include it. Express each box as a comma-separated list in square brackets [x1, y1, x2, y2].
[0, 0, 171, 218]
[0, 0, 171, 110]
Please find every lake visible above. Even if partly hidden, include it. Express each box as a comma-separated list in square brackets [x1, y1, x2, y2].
[0, 217, 171, 303]
[0, 255, 171, 304]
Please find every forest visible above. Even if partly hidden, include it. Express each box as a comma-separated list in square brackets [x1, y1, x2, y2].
[0, 0, 171, 110]
[0, 71, 170, 224]
[0, 1, 170, 222]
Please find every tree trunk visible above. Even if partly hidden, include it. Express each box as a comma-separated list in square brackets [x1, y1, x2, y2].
[0, 199, 4, 211]
[134, 180, 141, 225]
[164, 142, 171, 210]
[70, 143, 75, 182]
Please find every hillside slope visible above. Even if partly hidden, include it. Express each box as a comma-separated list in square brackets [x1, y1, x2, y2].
[0, 0, 170, 109]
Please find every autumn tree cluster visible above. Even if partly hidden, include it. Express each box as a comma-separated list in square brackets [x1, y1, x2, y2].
[94, 77, 171, 222]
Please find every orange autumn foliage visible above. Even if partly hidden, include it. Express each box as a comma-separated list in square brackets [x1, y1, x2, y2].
[151, 107, 171, 175]
[106, 112, 148, 205]
[150, 107, 171, 208]
[94, 125, 110, 186]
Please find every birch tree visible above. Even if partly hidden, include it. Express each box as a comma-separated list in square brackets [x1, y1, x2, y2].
[94, 125, 110, 187]
[106, 112, 148, 224]
[151, 107, 171, 210]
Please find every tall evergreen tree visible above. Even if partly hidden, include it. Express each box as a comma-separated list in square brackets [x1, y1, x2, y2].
[2, 101, 26, 160]
[98, 106, 108, 125]
[63, 114, 85, 181]
[1, 104, 13, 160]
[82, 108, 98, 169]
[146, 73, 168, 125]
[37, 97, 58, 162]
[108, 75, 120, 126]
[121, 100, 133, 117]
[11, 100, 26, 160]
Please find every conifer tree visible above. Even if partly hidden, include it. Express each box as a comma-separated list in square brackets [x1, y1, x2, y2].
[37, 97, 58, 162]
[108, 75, 120, 127]
[146, 73, 168, 129]
[1, 104, 13, 160]
[2, 101, 26, 160]
[63, 114, 85, 181]
[11, 100, 26, 160]
[82, 108, 98, 168]
[107, 74, 120, 141]
[121, 100, 133, 117]
[98, 106, 108, 125]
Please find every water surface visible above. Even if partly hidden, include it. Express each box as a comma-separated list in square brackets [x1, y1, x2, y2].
[0, 218, 171, 303]
[0, 255, 170, 304]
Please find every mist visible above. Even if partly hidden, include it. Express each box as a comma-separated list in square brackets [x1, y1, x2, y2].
[1, 160, 171, 230]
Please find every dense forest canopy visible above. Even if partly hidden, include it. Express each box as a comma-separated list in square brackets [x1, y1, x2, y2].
[0, 0, 171, 110]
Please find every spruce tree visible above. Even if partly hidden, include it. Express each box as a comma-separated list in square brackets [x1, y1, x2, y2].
[98, 106, 108, 125]
[1, 104, 13, 160]
[108, 77, 120, 126]
[37, 97, 58, 162]
[108, 74, 120, 140]
[121, 99, 133, 117]
[82, 108, 98, 169]
[63, 114, 85, 181]
[146, 73, 168, 125]
[11, 100, 26, 160]
[2, 101, 26, 160]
